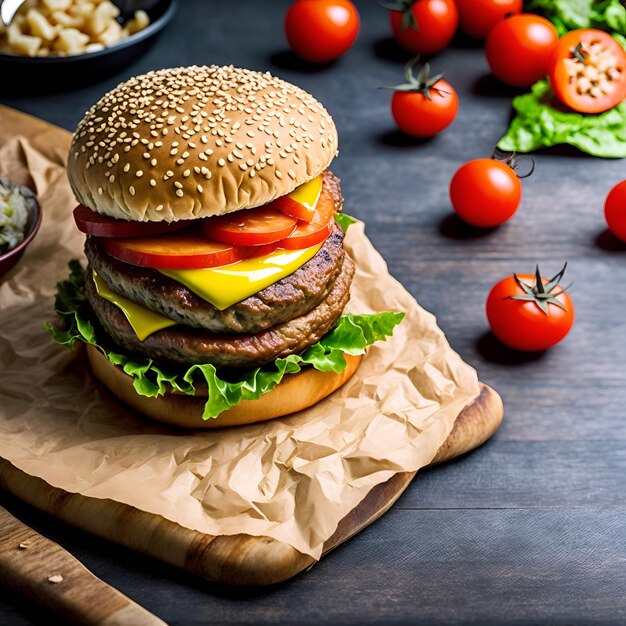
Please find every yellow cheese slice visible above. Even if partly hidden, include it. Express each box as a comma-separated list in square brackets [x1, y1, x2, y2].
[159, 243, 323, 311]
[287, 175, 322, 212]
[92, 270, 176, 341]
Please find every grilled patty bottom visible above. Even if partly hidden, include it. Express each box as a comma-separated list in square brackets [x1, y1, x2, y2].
[85, 170, 345, 334]
[85, 255, 355, 369]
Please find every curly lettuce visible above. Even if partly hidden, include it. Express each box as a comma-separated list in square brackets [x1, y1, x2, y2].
[45, 260, 404, 419]
[525, 0, 626, 38]
[497, 80, 626, 158]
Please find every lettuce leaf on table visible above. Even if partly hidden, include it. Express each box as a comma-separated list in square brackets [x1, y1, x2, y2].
[45, 260, 404, 420]
[497, 80, 626, 158]
[525, 0, 626, 38]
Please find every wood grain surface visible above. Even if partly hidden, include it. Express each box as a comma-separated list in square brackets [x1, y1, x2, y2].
[1, 0, 625, 623]
[0, 507, 167, 626]
[0, 385, 501, 587]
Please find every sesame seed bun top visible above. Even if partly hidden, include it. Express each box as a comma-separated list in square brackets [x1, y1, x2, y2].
[67, 65, 338, 222]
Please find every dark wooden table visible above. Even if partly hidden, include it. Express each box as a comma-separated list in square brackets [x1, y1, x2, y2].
[2, 1, 626, 624]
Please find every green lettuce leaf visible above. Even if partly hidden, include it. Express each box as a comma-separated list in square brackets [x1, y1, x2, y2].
[497, 80, 626, 158]
[334, 212, 358, 233]
[525, 0, 626, 36]
[45, 261, 404, 419]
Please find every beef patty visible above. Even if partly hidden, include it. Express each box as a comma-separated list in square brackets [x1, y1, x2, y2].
[85, 170, 345, 334]
[85, 255, 355, 369]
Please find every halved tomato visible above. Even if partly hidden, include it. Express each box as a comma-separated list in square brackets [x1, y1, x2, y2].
[279, 189, 335, 250]
[102, 235, 251, 270]
[74, 205, 188, 238]
[202, 207, 297, 246]
[548, 29, 626, 114]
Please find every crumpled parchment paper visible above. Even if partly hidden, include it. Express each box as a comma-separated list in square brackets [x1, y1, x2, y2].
[0, 106, 480, 559]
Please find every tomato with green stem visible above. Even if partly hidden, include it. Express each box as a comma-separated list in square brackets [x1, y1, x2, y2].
[449, 151, 532, 228]
[382, 0, 458, 56]
[285, 0, 360, 63]
[456, 0, 522, 40]
[486, 264, 574, 352]
[485, 13, 558, 87]
[605, 180, 626, 243]
[385, 57, 458, 137]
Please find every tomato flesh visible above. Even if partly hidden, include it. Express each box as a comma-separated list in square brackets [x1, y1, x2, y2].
[486, 273, 574, 352]
[102, 235, 251, 270]
[74, 205, 188, 238]
[279, 188, 335, 249]
[548, 29, 626, 114]
[202, 208, 297, 246]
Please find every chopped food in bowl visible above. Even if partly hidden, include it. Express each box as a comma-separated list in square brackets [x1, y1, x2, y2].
[0, 0, 150, 57]
[0, 177, 41, 277]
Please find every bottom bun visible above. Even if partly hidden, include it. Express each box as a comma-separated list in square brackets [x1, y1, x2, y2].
[86, 345, 362, 429]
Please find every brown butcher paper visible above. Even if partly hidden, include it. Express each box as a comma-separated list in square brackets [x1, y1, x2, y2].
[0, 106, 480, 559]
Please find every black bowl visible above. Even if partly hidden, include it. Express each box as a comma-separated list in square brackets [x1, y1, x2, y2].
[0, 0, 177, 94]
[0, 178, 41, 279]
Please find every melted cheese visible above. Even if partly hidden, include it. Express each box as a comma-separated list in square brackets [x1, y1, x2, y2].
[92, 270, 176, 341]
[92, 176, 325, 339]
[288, 175, 322, 211]
[159, 243, 322, 311]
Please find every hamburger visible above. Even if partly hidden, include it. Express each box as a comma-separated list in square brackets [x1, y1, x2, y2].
[47, 65, 403, 428]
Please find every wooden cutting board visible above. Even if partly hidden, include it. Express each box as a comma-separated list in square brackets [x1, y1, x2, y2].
[0, 383, 502, 586]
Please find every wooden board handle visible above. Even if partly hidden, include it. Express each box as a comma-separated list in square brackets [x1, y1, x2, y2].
[0, 506, 168, 626]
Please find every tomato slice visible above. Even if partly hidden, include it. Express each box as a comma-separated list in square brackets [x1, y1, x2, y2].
[548, 29, 626, 114]
[279, 188, 335, 250]
[102, 235, 251, 270]
[273, 175, 323, 223]
[202, 207, 297, 246]
[271, 196, 316, 223]
[74, 205, 188, 238]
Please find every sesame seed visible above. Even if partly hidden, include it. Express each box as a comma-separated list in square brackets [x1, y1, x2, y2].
[197, 184, 203, 193]
[174, 181, 183, 189]
[183, 169, 191, 177]
[123, 163, 130, 172]
[176, 158, 185, 165]
[136, 171, 143, 177]
[218, 158, 225, 166]
[176, 189, 184, 197]
[129, 186, 135, 196]
[150, 179, 156, 187]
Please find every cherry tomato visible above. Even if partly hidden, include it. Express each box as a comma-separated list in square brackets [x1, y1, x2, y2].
[449, 158, 521, 227]
[285, 0, 359, 63]
[485, 14, 558, 87]
[392, 79, 458, 137]
[203, 208, 297, 246]
[548, 30, 626, 114]
[102, 235, 251, 270]
[279, 189, 335, 249]
[486, 265, 574, 351]
[605, 180, 626, 242]
[73, 205, 187, 238]
[456, 0, 522, 40]
[389, 0, 458, 56]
